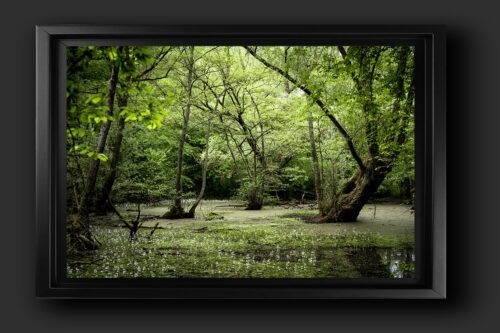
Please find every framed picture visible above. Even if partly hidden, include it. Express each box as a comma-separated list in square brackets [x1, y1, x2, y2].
[36, 25, 446, 299]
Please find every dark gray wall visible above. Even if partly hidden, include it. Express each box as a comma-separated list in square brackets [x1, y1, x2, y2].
[1, 0, 498, 332]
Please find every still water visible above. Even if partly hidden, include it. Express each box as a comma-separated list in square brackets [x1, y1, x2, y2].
[243, 246, 415, 278]
[347, 247, 415, 278]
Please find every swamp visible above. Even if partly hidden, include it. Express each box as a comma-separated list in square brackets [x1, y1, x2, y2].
[67, 200, 414, 278]
[66, 45, 415, 279]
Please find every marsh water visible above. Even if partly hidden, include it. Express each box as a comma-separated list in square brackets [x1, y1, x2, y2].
[68, 201, 415, 279]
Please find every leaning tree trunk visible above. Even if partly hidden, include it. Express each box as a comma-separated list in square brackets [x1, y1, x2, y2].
[187, 116, 213, 217]
[163, 46, 195, 219]
[95, 94, 128, 215]
[70, 48, 122, 251]
[318, 46, 410, 222]
[318, 161, 391, 222]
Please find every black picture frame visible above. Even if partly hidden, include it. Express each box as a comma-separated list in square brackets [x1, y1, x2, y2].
[36, 25, 446, 299]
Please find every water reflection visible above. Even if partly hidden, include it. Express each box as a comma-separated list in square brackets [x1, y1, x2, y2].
[378, 248, 415, 278]
[348, 247, 415, 278]
[237, 246, 415, 278]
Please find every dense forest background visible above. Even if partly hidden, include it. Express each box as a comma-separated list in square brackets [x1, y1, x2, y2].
[67, 45, 415, 251]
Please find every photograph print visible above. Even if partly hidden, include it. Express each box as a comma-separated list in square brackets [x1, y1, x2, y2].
[65, 44, 416, 279]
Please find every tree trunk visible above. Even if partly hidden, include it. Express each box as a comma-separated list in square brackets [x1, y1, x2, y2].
[249, 97, 266, 210]
[234, 108, 265, 210]
[317, 48, 410, 223]
[187, 117, 213, 217]
[187, 92, 222, 217]
[318, 162, 390, 222]
[308, 117, 322, 203]
[95, 94, 128, 215]
[245, 192, 263, 210]
[96, 46, 174, 216]
[163, 46, 195, 219]
[78, 62, 119, 218]
[70, 47, 122, 251]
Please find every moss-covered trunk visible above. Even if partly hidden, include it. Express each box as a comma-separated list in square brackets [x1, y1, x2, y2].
[319, 162, 390, 222]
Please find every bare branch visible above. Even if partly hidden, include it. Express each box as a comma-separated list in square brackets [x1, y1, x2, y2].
[133, 46, 172, 81]
[108, 198, 134, 230]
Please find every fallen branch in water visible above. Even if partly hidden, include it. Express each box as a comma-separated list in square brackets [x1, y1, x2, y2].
[147, 222, 160, 240]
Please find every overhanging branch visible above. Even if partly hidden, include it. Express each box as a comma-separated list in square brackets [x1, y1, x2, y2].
[244, 46, 366, 172]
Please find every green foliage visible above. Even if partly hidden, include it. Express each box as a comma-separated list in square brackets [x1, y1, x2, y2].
[236, 178, 264, 204]
[66, 45, 414, 213]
